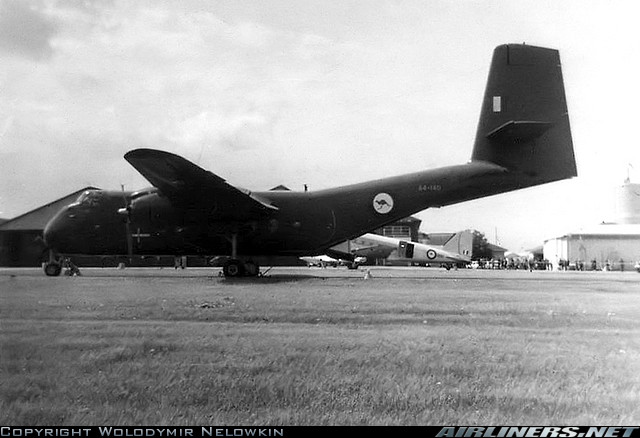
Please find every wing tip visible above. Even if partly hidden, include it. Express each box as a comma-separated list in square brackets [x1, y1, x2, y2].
[124, 148, 178, 162]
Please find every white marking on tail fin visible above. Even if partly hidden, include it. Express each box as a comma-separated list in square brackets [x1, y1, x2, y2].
[493, 96, 501, 112]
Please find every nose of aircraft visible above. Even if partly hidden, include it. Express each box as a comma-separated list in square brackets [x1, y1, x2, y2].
[43, 214, 62, 251]
[43, 207, 72, 252]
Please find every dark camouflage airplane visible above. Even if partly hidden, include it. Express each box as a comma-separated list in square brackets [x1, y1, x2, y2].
[43, 44, 576, 277]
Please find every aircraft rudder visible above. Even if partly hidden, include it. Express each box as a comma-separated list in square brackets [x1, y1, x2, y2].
[443, 230, 473, 259]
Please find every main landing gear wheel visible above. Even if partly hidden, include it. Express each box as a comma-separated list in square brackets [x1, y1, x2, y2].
[44, 262, 62, 277]
[222, 234, 260, 277]
[223, 259, 245, 277]
[221, 259, 261, 277]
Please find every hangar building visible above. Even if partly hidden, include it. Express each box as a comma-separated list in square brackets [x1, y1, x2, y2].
[376, 216, 421, 241]
[543, 180, 640, 271]
[543, 224, 640, 271]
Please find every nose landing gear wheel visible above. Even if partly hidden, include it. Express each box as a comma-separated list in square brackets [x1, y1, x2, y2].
[44, 262, 62, 277]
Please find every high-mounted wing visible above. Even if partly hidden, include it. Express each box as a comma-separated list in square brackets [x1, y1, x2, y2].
[124, 149, 278, 221]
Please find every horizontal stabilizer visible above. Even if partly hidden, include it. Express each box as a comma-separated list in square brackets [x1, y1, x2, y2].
[486, 120, 553, 144]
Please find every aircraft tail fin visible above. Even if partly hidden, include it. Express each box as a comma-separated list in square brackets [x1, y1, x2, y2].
[442, 230, 473, 261]
[471, 44, 576, 183]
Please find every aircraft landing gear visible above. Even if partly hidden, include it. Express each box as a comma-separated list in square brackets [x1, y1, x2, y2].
[220, 233, 261, 278]
[43, 249, 62, 276]
[223, 259, 244, 277]
[44, 262, 62, 277]
[222, 259, 260, 278]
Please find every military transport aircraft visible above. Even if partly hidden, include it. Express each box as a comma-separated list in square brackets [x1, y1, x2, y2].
[43, 44, 576, 277]
[326, 230, 473, 268]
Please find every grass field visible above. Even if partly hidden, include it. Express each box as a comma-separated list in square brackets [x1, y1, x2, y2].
[1, 267, 639, 425]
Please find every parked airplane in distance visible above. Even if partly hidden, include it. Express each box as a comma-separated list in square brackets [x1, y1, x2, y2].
[43, 44, 576, 277]
[299, 254, 366, 268]
[326, 230, 473, 268]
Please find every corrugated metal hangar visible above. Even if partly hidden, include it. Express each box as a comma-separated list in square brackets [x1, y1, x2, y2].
[543, 180, 640, 271]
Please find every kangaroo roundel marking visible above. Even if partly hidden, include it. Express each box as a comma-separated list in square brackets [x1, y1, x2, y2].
[426, 249, 437, 260]
[373, 193, 394, 214]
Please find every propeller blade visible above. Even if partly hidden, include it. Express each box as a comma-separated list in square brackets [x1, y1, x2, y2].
[125, 221, 133, 263]
[120, 184, 134, 264]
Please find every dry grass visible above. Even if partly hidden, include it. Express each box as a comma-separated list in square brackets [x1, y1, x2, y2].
[1, 268, 639, 425]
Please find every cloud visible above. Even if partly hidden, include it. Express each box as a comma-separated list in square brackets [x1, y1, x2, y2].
[0, 0, 58, 61]
[0, 2, 375, 214]
[7, 0, 612, 253]
[168, 110, 273, 152]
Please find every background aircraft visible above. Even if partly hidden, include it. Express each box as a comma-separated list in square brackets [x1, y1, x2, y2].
[299, 254, 365, 268]
[43, 44, 576, 277]
[326, 230, 472, 268]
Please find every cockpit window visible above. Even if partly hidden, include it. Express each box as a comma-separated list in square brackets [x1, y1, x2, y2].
[73, 190, 101, 206]
[74, 191, 91, 204]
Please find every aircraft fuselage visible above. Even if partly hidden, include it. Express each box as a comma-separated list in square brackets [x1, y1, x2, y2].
[44, 161, 532, 258]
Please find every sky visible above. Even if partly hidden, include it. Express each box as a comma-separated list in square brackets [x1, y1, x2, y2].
[1, 0, 640, 251]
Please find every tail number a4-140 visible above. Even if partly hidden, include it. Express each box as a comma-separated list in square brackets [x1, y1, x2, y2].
[418, 184, 442, 192]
